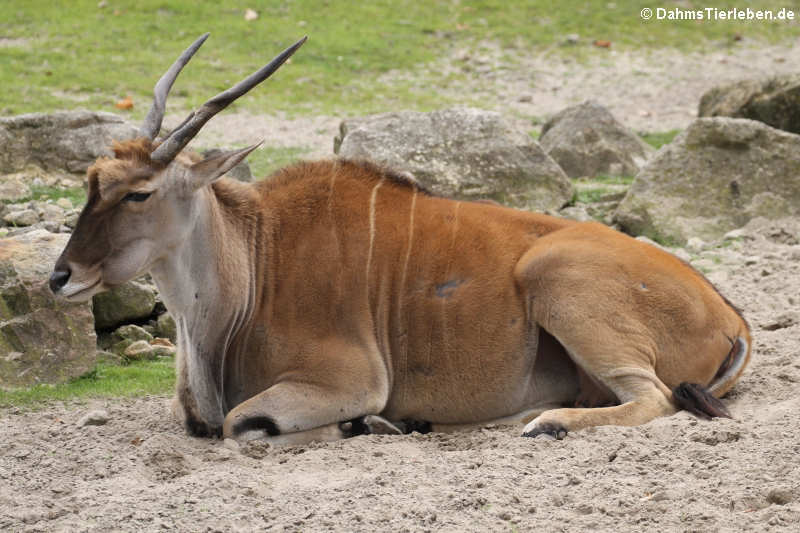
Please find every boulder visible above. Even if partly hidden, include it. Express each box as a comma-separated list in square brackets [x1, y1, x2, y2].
[539, 100, 654, 178]
[0, 230, 97, 388]
[614, 118, 800, 244]
[334, 107, 573, 211]
[698, 74, 800, 134]
[0, 111, 139, 177]
[156, 312, 177, 343]
[92, 280, 156, 330]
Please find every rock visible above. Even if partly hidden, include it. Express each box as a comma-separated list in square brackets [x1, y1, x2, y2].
[539, 100, 654, 178]
[558, 206, 593, 222]
[0, 230, 97, 387]
[156, 312, 177, 343]
[3, 209, 39, 227]
[151, 344, 176, 357]
[55, 198, 73, 210]
[124, 340, 157, 361]
[335, 107, 573, 211]
[38, 203, 65, 222]
[686, 237, 706, 252]
[77, 409, 109, 427]
[698, 74, 800, 134]
[614, 118, 800, 244]
[202, 148, 254, 182]
[151, 337, 174, 348]
[109, 324, 153, 356]
[0, 174, 31, 202]
[0, 111, 139, 176]
[92, 280, 156, 330]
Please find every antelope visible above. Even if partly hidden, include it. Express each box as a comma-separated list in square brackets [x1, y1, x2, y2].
[50, 34, 751, 445]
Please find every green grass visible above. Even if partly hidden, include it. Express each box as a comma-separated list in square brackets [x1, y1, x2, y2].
[242, 146, 312, 179]
[1, 1, 797, 117]
[0, 359, 175, 408]
[641, 129, 681, 149]
[10, 185, 87, 207]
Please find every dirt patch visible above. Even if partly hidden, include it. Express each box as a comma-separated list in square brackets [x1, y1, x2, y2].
[1, 217, 798, 531]
[172, 39, 800, 165]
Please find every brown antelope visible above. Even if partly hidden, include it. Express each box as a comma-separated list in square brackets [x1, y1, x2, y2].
[50, 35, 751, 444]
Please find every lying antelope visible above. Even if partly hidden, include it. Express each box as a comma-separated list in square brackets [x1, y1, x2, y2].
[50, 35, 751, 444]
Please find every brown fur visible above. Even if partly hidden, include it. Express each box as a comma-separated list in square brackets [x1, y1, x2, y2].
[54, 140, 752, 444]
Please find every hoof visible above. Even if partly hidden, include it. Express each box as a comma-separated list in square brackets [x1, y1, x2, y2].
[340, 415, 403, 437]
[522, 422, 568, 440]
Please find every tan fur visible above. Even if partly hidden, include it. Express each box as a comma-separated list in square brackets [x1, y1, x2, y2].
[53, 143, 752, 444]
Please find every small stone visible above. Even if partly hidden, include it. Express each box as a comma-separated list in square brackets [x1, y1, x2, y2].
[111, 324, 153, 344]
[151, 344, 176, 357]
[151, 337, 174, 348]
[39, 203, 65, 222]
[78, 409, 109, 427]
[56, 198, 73, 209]
[723, 228, 747, 240]
[3, 209, 39, 227]
[686, 237, 705, 252]
[124, 340, 155, 360]
[223, 438, 241, 451]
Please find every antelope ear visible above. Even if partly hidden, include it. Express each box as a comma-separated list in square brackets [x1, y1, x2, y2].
[188, 142, 262, 189]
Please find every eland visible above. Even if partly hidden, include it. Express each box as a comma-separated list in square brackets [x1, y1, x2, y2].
[49, 34, 751, 444]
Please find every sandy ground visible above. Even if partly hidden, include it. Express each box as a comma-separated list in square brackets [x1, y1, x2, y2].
[2, 42, 800, 531]
[1, 217, 798, 531]
[175, 39, 800, 162]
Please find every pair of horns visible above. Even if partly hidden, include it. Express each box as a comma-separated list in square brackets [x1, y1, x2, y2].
[140, 33, 307, 165]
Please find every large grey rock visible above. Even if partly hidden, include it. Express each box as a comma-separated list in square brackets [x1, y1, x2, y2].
[614, 117, 800, 244]
[539, 100, 654, 178]
[0, 230, 97, 388]
[698, 74, 800, 134]
[92, 280, 156, 330]
[335, 107, 573, 211]
[0, 111, 139, 176]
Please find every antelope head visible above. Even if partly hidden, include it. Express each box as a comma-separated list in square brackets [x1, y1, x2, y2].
[48, 34, 306, 301]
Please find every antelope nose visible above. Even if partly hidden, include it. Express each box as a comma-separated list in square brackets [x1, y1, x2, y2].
[49, 268, 71, 293]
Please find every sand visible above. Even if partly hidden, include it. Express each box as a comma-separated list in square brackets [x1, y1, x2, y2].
[2, 41, 800, 532]
[1, 216, 798, 532]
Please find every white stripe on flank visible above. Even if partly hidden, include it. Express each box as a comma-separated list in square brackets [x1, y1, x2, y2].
[400, 189, 417, 291]
[365, 179, 385, 281]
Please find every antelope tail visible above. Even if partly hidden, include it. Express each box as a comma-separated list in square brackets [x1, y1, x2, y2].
[672, 336, 749, 419]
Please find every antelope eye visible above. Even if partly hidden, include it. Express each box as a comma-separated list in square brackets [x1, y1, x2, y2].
[122, 191, 152, 203]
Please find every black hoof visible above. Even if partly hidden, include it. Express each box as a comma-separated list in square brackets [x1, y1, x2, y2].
[522, 423, 568, 440]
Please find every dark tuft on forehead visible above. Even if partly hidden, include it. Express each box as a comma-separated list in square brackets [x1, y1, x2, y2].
[87, 138, 160, 203]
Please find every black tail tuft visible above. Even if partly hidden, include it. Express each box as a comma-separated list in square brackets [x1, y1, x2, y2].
[673, 382, 732, 420]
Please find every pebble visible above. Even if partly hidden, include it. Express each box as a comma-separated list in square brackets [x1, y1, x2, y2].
[78, 409, 109, 427]
[223, 438, 241, 451]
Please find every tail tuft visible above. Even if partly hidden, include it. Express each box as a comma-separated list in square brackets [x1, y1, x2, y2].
[673, 382, 732, 419]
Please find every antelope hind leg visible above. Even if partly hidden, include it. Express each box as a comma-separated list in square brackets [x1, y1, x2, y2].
[522, 375, 675, 439]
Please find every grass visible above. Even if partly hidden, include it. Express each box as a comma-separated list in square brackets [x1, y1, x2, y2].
[571, 174, 634, 204]
[0, 359, 175, 409]
[1, 1, 797, 118]
[10, 184, 87, 207]
[238, 145, 312, 178]
[641, 129, 681, 149]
